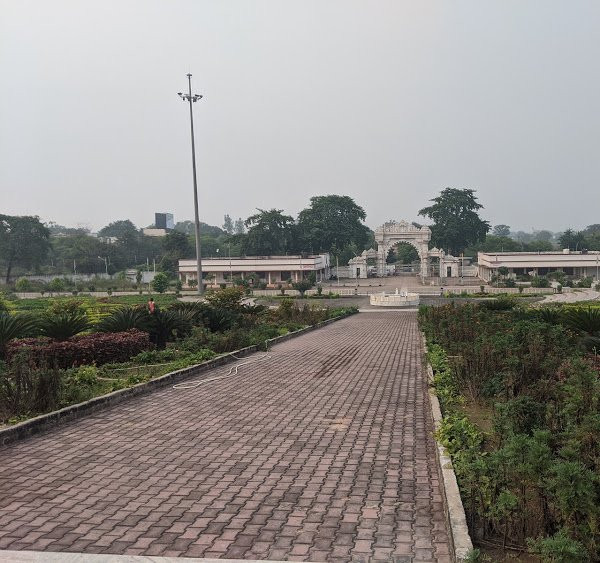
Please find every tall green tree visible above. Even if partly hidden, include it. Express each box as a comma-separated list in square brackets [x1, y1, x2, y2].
[0, 215, 50, 283]
[243, 209, 295, 255]
[234, 218, 245, 235]
[223, 214, 234, 234]
[297, 195, 370, 254]
[98, 219, 139, 240]
[418, 188, 490, 255]
[558, 229, 586, 251]
[492, 224, 511, 237]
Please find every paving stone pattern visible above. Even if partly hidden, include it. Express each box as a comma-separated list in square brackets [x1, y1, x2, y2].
[0, 312, 450, 562]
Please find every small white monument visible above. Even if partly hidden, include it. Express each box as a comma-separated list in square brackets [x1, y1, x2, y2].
[369, 288, 420, 307]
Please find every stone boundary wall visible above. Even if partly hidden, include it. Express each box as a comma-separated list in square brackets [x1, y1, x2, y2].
[421, 334, 474, 562]
[0, 314, 354, 448]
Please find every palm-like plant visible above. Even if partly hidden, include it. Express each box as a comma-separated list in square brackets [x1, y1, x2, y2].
[168, 302, 207, 325]
[537, 307, 564, 325]
[0, 312, 39, 358]
[563, 307, 600, 336]
[96, 307, 150, 333]
[148, 310, 192, 349]
[39, 312, 90, 341]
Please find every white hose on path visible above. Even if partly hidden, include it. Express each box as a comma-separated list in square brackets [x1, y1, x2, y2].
[172, 342, 272, 390]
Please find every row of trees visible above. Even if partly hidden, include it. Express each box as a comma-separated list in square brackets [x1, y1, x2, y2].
[0, 195, 373, 283]
[3, 190, 597, 282]
[227, 195, 372, 261]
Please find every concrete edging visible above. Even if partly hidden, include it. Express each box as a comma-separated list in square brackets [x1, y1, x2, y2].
[0, 313, 354, 448]
[421, 334, 474, 562]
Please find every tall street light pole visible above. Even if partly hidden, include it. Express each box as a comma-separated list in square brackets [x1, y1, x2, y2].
[178, 74, 203, 295]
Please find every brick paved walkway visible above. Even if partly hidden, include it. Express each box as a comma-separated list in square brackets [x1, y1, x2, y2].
[0, 312, 450, 562]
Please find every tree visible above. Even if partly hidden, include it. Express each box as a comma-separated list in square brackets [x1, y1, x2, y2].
[223, 214, 234, 234]
[493, 224, 511, 237]
[98, 219, 138, 240]
[292, 279, 313, 298]
[533, 230, 554, 243]
[0, 215, 50, 283]
[558, 229, 586, 251]
[297, 195, 370, 254]
[174, 221, 224, 237]
[524, 240, 554, 252]
[243, 209, 295, 255]
[234, 218, 245, 235]
[163, 231, 193, 259]
[151, 272, 170, 293]
[582, 224, 600, 237]
[418, 188, 490, 255]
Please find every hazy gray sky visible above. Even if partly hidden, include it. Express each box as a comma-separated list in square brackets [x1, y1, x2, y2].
[1, 1, 599, 233]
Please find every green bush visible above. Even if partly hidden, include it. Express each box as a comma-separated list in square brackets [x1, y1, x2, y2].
[14, 278, 32, 292]
[39, 311, 90, 341]
[531, 276, 550, 288]
[47, 278, 68, 292]
[151, 272, 170, 293]
[420, 303, 600, 557]
[0, 312, 39, 358]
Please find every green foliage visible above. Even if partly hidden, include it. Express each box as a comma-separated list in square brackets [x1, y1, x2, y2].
[205, 286, 245, 309]
[96, 307, 150, 333]
[528, 529, 588, 562]
[39, 311, 90, 341]
[531, 275, 550, 288]
[296, 195, 370, 254]
[418, 188, 490, 255]
[47, 277, 67, 292]
[566, 306, 600, 331]
[14, 278, 32, 292]
[292, 279, 313, 297]
[146, 309, 192, 349]
[558, 229, 586, 251]
[243, 208, 295, 255]
[421, 302, 600, 558]
[0, 215, 50, 284]
[0, 313, 39, 357]
[151, 272, 170, 293]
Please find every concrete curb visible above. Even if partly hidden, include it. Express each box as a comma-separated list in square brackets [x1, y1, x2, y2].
[421, 334, 474, 562]
[0, 313, 354, 448]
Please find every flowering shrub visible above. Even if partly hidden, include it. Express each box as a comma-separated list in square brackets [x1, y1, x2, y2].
[6, 329, 152, 368]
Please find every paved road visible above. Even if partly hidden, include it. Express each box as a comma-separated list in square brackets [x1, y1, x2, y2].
[0, 313, 450, 562]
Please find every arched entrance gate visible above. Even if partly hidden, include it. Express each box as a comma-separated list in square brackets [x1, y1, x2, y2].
[375, 221, 431, 278]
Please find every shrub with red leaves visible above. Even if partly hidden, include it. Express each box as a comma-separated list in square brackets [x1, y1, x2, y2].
[6, 329, 153, 368]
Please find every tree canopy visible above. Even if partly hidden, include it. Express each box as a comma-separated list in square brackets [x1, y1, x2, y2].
[0, 215, 50, 283]
[297, 195, 370, 254]
[492, 224, 511, 237]
[418, 188, 490, 255]
[243, 209, 295, 255]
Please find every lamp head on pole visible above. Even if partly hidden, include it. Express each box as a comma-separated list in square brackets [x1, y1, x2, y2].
[178, 92, 203, 102]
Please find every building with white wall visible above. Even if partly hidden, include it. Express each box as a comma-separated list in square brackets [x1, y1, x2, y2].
[478, 250, 600, 282]
[178, 254, 330, 287]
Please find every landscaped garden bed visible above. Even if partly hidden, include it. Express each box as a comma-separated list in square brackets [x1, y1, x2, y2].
[419, 301, 600, 562]
[0, 288, 357, 425]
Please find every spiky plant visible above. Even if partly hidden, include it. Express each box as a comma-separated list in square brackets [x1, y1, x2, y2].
[39, 312, 90, 341]
[563, 307, 600, 336]
[0, 312, 39, 358]
[537, 307, 564, 325]
[168, 302, 208, 326]
[96, 307, 150, 333]
[147, 310, 192, 349]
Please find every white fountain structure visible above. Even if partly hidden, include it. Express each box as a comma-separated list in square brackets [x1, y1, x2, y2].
[370, 288, 420, 308]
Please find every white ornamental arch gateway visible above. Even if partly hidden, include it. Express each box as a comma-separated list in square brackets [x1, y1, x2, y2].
[374, 220, 431, 278]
